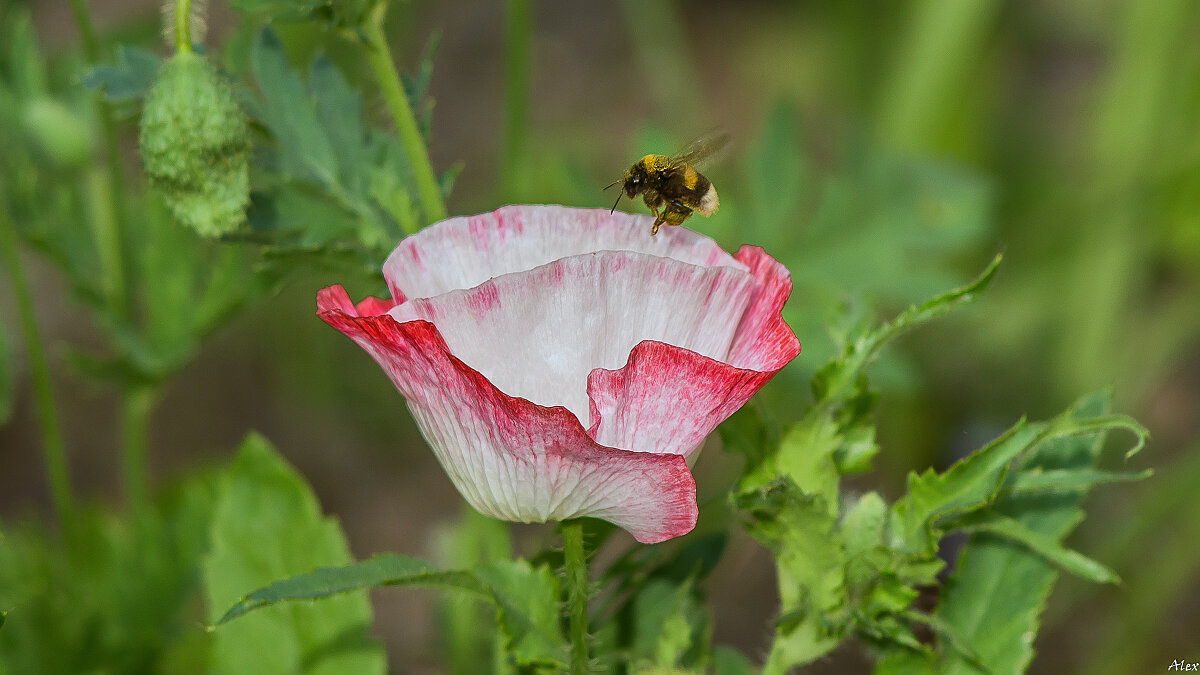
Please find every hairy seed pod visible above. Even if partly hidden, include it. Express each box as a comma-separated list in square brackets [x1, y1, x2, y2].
[138, 51, 248, 237]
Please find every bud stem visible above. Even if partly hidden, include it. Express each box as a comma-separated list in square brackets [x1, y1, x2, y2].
[362, 2, 448, 227]
[0, 193, 74, 533]
[174, 0, 193, 53]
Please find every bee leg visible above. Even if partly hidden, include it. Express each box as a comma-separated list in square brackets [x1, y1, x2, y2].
[650, 212, 668, 236]
[662, 201, 694, 228]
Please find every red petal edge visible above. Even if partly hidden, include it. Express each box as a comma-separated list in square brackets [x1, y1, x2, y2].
[586, 246, 800, 457]
[317, 286, 698, 544]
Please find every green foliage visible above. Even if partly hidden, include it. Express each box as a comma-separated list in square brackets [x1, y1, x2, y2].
[242, 27, 451, 277]
[722, 259, 1149, 674]
[83, 45, 163, 102]
[140, 51, 250, 237]
[203, 434, 385, 674]
[0, 472, 220, 673]
[876, 393, 1135, 674]
[433, 509, 512, 674]
[214, 545, 571, 671]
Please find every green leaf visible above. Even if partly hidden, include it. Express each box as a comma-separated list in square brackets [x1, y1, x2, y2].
[250, 28, 340, 188]
[951, 512, 1120, 584]
[82, 45, 162, 101]
[711, 646, 757, 675]
[203, 433, 385, 674]
[1003, 467, 1152, 496]
[232, 0, 330, 22]
[627, 579, 709, 670]
[736, 480, 848, 672]
[473, 560, 569, 670]
[889, 419, 1042, 555]
[0, 470, 221, 673]
[216, 553, 488, 625]
[246, 28, 400, 257]
[901, 391, 1142, 675]
[812, 254, 1001, 406]
[433, 508, 511, 675]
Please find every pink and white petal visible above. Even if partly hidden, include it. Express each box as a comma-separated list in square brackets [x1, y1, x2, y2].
[586, 247, 800, 458]
[317, 286, 698, 544]
[727, 245, 800, 370]
[386, 251, 757, 423]
[382, 205, 747, 302]
[585, 341, 781, 458]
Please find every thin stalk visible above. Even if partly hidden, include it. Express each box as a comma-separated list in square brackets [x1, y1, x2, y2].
[67, 0, 128, 311]
[120, 385, 155, 516]
[85, 169, 127, 320]
[362, 2, 448, 225]
[174, 0, 194, 54]
[501, 0, 531, 201]
[561, 519, 590, 674]
[0, 195, 74, 530]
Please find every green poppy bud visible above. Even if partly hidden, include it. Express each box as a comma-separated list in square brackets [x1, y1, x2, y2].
[138, 51, 248, 237]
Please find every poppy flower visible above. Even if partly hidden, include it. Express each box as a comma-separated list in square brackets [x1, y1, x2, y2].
[318, 205, 799, 543]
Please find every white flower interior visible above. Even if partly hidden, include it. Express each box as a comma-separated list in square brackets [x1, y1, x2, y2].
[388, 251, 756, 423]
[383, 205, 748, 300]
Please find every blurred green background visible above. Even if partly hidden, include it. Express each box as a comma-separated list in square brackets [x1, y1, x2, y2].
[1, 0, 1198, 672]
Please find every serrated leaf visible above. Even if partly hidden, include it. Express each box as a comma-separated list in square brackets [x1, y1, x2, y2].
[473, 560, 569, 669]
[908, 391, 1140, 675]
[736, 480, 848, 672]
[203, 433, 385, 674]
[626, 579, 709, 670]
[1003, 467, 1151, 496]
[889, 420, 1042, 555]
[842, 492, 887, 561]
[81, 45, 162, 101]
[950, 512, 1119, 584]
[813, 254, 1001, 407]
[216, 553, 488, 625]
[250, 29, 339, 188]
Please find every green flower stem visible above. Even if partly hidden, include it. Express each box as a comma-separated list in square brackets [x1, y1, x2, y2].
[501, 0, 531, 201]
[561, 519, 590, 674]
[121, 385, 155, 516]
[67, 0, 127, 281]
[362, 2, 448, 225]
[174, 0, 194, 54]
[85, 168, 127, 320]
[0, 195, 74, 531]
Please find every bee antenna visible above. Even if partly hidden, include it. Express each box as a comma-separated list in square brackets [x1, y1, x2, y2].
[610, 191, 622, 215]
[603, 179, 621, 191]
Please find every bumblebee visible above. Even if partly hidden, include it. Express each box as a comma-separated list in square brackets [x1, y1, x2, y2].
[607, 133, 728, 235]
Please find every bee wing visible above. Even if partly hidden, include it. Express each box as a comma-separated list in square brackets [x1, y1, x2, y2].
[669, 131, 731, 169]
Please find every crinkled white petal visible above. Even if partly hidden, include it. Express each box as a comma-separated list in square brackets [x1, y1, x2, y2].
[388, 251, 756, 423]
[382, 205, 747, 300]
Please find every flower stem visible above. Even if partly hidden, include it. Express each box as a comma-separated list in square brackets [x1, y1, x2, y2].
[121, 385, 155, 516]
[561, 519, 589, 674]
[500, 0, 531, 201]
[0, 194, 74, 531]
[362, 2, 448, 226]
[68, 0, 128, 308]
